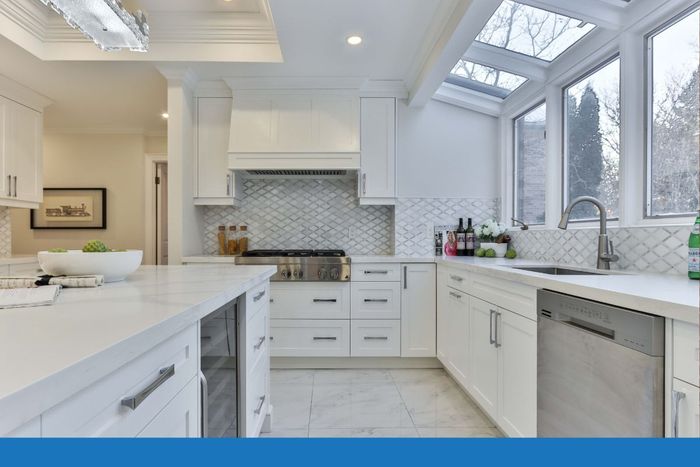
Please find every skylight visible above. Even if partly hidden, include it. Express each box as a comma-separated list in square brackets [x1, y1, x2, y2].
[446, 59, 527, 99]
[476, 0, 595, 62]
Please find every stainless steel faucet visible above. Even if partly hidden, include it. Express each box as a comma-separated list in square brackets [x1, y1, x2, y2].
[558, 196, 619, 270]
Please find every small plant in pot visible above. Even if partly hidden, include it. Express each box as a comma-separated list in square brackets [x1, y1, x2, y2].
[476, 220, 510, 258]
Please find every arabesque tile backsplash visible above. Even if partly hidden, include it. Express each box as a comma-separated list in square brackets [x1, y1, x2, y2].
[0, 207, 11, 257]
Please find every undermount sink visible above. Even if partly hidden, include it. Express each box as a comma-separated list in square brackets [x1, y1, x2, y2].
[509, 266, 609, 276]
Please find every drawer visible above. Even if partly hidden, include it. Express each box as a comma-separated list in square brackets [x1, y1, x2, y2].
[270, 282, 350, 319]
[446, 268, 469, 293]
[245, 302, 269, 372]
[351, 263, 401, 282]
[3, 417, 40, 437]
[244, 355, 269, 437]
[270, 319, 350, 357]
[351, 282, 401, 319]
[674, 321, 700, 386]
[42, 324, 198, 437]
[469, 274, 536, 321]
[246, 281, 270, 320]
[351, 320, 401, 357]
[137, 376, 199, 438]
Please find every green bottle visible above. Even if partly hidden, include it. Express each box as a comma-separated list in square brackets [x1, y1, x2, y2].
[689, 212, 700, 280]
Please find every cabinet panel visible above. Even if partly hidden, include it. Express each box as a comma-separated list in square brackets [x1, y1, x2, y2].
[350, 319, 401, 357]
[351, 281, 401, 320]
[400, 263, 436, 357]
[0, 97, 9, 198]
[316, 96, 359, 152]
[137, 377, 199, 438]
[229, 96, 275, 152]
[351, 262, 401, 282]
[498, 308, 537, 437]
[436, 267, 449, 364]
[674, 321, 699, 387]
[359, 98, 395, 201]
[672, 378, 700, 438]
[270, 282, 350, 320]
[469, 296, 498, 417]
[196, 98, 233, 200]
[9, 100, 42, 203]
[270, 319, 350, 357]
[446, 287, 469, 387]
[469, 274, 536, 321]
[277, 96, 313, 150]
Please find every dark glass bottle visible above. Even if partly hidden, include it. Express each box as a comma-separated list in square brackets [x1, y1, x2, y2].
[456, 218, 466, 256]
[466, 218, 476, 256]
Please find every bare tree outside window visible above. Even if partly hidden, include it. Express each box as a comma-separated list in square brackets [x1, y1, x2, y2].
[515, 103, 547, 225]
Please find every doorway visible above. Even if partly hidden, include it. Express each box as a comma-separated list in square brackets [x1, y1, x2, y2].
[155, 162, 168, 265]
[145, 153, 168, 265]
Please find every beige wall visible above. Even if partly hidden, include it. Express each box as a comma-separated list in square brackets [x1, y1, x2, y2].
[11, 133, 166, 254]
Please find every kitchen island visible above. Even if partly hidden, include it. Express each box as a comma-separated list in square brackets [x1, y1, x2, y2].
[0, 264, 276, 437]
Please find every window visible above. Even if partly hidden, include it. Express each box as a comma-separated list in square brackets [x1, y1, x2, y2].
[563, 57, 620, 221]
[447, 59, 527, 99]
[514, 102, 547, 225]
[646, 8, 699, 217]
[476, 0, 595, 62]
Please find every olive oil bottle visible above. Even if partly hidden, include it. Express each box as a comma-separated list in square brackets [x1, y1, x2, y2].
[689, 212, 700, 280]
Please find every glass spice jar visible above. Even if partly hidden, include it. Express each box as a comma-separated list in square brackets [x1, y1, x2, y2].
[227, 225, 238, 255]
[238, 225, 249, 253]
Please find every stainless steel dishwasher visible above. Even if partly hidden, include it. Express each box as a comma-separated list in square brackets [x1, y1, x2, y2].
[537, 290, 665, 437]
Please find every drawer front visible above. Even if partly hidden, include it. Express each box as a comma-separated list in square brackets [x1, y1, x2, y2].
[137, 376, 199, 438]
[244, 356, 269, 437]
[246, 302, 269, 372]
[270, 282, 350, 319]
[469, 274, 536, 321]
[351, 263, 401, 282]
[672, 378, 700, 438]
[270, 319, 350, 357]
[351, 320, 401, 357]
[351, 282, 401, 319]
[674, 321, 700, 387]
[246, 281, 270, 321]
[42, 324, 198, 437]
[446, 268, 469, 293]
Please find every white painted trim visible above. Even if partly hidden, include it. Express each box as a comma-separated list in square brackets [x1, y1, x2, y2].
[144, 153, 167, 266]
[224, 77, 365, 91]
[0, 75, 51, 112]
[432, 83, 502, 117]
[516, 0, 623, 30]
[271, 357, 442, 370]
[465, 42, 548, 82]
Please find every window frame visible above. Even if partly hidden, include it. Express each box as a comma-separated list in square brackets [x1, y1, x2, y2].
[561, 53, 622, 223]
[643, 5, 700, 220]
[512, 100, 547, 227]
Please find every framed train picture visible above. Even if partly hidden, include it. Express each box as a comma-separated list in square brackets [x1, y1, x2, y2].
[30, 188, 107, 229]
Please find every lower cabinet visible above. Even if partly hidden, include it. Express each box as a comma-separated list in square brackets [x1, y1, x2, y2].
[672, 378, 700, 438]
[468, 297, 499, 416]
[270, 319, 350, 357]
[444, 286, 469, 387]
[400, 263, 436, 357]
[351, 319, 401, 357]
[138, 377, 199, 438]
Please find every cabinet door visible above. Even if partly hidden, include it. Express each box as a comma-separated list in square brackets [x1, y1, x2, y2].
[196, 98, 233, 199]
[672, 378, 700, 438]
[359, 98, 395, 200]
[498, 308, 537, 437]
[469, 296, 498, 417]
[400, 263, 436, 357]
[446, 287, 469, 387]
[138, 377, 199, 438]
[229, 96, 275, 152]
[8, 100, 42, 203]
[436, 267, 449, 363]
[0, 97, 9, 199]
[316, 95, 359, 152]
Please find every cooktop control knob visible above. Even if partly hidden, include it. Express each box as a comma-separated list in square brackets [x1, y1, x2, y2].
[292, 269, 300, 279]
[280, 268, 288, 279]
[318, 268, 328, 280]
[330, 268, 339, 280]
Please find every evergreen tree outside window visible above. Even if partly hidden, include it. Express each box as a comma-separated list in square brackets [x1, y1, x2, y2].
[647, 9, 699, 217]
[563, 58, 621, 221]
[514, 102, 547, 225]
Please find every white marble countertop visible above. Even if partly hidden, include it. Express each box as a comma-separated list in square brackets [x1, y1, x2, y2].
[0, 264, 276, 433]
[0, 255, 39, 266]
[436, 256, 699, 325]
[350, 256, 436, 263]
[182, 255, 237, 263]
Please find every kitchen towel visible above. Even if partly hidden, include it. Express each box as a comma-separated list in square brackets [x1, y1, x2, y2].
[0, 285, 61, 309]
[0, 275, 105, 289]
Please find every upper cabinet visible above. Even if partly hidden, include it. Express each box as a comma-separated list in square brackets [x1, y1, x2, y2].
[228, 93, 360, 169]
[195, 97, 241, 206]
[0, 95, 43, 208]
[358, 97, 396, 205]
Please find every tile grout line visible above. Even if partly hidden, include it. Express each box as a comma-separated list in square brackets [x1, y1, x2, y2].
[306, 370, 315, 438]
[388, 369, 421, 437]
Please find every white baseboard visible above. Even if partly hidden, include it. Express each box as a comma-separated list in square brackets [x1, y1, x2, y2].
[271, 357, 442, 369]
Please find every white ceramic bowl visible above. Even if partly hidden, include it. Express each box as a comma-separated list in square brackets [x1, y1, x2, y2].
[37, 250, 143, 282]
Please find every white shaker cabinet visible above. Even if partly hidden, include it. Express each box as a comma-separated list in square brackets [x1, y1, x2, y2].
[194, 97, 241, 206]
[400, 263, 436, 357]
[469, 296, 499, 417]
[672, 378, 700, 438]
[444, 285, 470, 387]
[358, 97, 396, 205]
[0, 96, 43, 207]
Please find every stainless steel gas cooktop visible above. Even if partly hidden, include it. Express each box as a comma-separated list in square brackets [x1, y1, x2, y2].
[235, 250, 350, 282]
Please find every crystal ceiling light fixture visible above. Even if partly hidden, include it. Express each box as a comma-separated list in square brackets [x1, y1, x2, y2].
[38, 0, 150, 52]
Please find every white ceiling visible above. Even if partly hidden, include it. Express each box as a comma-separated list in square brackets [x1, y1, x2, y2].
[134, 0, 263, 13]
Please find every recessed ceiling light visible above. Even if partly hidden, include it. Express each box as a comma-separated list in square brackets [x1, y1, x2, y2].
[161, 112, 169, 119]
[346, 35, 362, 46]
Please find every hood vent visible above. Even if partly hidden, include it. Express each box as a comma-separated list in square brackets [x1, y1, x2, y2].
[243, 169, 350, 178]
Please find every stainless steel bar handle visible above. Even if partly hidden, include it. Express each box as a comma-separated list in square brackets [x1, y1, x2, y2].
[313, 336, 337, 340]
[313, 298, 337, 303]
[253, 290, 266, 302]
[364, 336, 389, 340]
[226, 174, 231, 196]
[363, 270, 388, 274]
[362, 173, 367, 195]
[489, 309, 496, 345]
[364, 298, 389, 303]
[403, 266, 407, 289]
[254, 395, 266, 415]
[13, 176, 16, 197]
[6, 175, 10, 197]
[449, 291, 462, 299]
[254, 335, 266, 350]
[199, 370, 208, 438]
[495, 311, 502, 348]
[121, 364, 176, 410]
[450, 274, 464, 282]
[672, 390, 686, 437]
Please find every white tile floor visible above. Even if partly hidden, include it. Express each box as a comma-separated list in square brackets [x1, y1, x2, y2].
[262, 369, 502, 438]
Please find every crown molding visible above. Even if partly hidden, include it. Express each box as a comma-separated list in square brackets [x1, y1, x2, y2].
[157, 66, 199, 90]
[359, 80, 408, 98]
[433, 83, 502, 117]
[224, 77, 367, 91]
[0, 74, 52, 111]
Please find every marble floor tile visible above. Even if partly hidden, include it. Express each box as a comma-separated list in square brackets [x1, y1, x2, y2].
[309, 427, 420, 438]
[270, 382, 313, 429]
[260, 429, 309, 438]
[390, 368, 454, 385]
[271, 369, 315, 385]
[310, 382, 414, 429]
[417, 426, 502, 438]
[313, 369, 393, 385]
